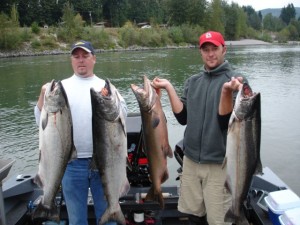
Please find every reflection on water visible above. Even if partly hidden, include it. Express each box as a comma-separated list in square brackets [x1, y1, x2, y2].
[1, 46, 300, 195]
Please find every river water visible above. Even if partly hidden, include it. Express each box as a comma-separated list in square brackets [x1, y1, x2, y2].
[1, 46, 300, 196]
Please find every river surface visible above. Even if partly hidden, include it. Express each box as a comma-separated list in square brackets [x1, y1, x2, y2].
[1, 46, 300, 196]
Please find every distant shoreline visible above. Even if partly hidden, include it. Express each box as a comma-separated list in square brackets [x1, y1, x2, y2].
[1, 39, 298, 58]
[226, 39, 271, 45]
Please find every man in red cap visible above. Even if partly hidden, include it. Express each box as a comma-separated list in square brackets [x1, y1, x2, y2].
[152, 31, 245, 225]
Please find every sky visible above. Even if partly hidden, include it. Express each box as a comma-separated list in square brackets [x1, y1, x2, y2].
[226, 0, 300, 11]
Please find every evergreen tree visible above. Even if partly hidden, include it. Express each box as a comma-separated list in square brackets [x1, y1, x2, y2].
[207, 0, 225, 34]
[186, 0, 207, 26]
[167, 0, 189, 25]
[280, 3, 296, 25]
[224, 3, 238, 40]
[243, 5, 261, 30]
[263, 13, 285, 32]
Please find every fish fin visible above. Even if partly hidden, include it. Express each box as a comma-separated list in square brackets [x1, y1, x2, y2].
[69, 144, 77, 161]
[228, 110, 237, 131]
[161, 170, 169, 184]
[164, 144, 173, 158]
[120, 178, 130, 197]
[224, 180, 231, 194]
[119, 112, 127, 137]
[32, 202, 59, 222]
[126, 157, 133, 171]
[66, 144, 77, 163]
[99, 205, 126, 225]
[145, 186, 154, 201]
[222, 157, 227, 169]
[151, 114, 160, 128]
[33, 174, 44, 188]
[41, 112, 48, 130]
[254, 158, 263, 175]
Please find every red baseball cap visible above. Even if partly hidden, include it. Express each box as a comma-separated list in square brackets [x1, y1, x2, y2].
[199, 31, 225, 48]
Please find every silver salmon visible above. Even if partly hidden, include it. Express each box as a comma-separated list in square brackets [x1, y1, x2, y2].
[223, 83, 262, 225]
[90, 79, 130, 225]
[33, 80, 76, 222]
[131, 75, 173, 209]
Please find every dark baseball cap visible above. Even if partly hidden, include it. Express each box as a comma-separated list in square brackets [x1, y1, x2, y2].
[71, 40, 95, 54]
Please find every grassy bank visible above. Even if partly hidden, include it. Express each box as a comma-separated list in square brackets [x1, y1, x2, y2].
[0, 17, 276, 58]
[0, 22, 208, 56]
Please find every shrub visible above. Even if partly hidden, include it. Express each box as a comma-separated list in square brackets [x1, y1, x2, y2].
[31, 22, 40, 34]
[81, 28, 115, 49]
[0, 12, 22, 50]
[118, 23, 139, 48]
[31, 39, 42, 49]
[20, 27, 33, 42]
[40, 36, 59, 49]
[168, 27, 184, 44]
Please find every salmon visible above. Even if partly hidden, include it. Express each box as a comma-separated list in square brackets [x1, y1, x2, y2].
[33, 80, 76, 222]
[91, 79, 130, 225]
[223, 83, 262, 225]
[131, 75, 173, 209]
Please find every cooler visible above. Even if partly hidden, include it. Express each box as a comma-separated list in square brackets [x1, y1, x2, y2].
[265, 189, 300, 225]
[279, 207, 300, 225]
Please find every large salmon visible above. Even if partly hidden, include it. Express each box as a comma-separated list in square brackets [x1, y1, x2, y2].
[223, 83, 262, 225]
[33, 80, 76, 222]
[131, 75, 173, 209]
[90, 79, 130, 225]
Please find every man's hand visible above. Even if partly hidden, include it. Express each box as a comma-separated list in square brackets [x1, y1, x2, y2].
[101, 87, 108, 96]
[223, 77, 243, 92]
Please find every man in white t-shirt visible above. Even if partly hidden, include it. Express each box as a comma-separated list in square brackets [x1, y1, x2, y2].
[34, 40, 127, 225]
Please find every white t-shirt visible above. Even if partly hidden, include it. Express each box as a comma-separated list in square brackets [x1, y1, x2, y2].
[34, 74, 127, 158]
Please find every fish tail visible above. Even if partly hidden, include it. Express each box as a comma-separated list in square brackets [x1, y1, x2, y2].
[224, 208, 249, 225]
[145, 187, 165, 209]
[32, 202, 59, 222]
[224, 208, 236, 223]
[33, 174, 43, 188]
[99, 205, 126, 225]
[158, 191, 165, 209]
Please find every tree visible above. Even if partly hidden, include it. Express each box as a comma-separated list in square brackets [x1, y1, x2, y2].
[10, 3, 19, 26]
[186, 0, 207, 26]
[263, 13, 285, 32]
[236, 6, 247, 38]
[18, 0, 40, 26]
[0, 12, 22, 50]
[166, 0, 189, 25]
[243, 6, 261, 30]
[127, 0, 149, 24]
[224, 3, 240, 40]
[39, 0, 65, 26]
[91, 0, 104, 23]
[102, 0, 128, 27]
[207, 0, 225, 34]
[280, 3, 296, 25]
[58, 2, 85, 42]
[0, 0, 13, 15]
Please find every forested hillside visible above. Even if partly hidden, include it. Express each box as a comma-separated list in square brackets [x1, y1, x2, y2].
[0, 0, 299, 52]
[260, 7, 300, 18]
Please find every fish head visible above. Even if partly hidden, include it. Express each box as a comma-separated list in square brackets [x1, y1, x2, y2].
[90, 79, 120, 122]
[234, 83, 261, 120]
[44, 80, 68, 113]
[131, 75, 157, 112]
